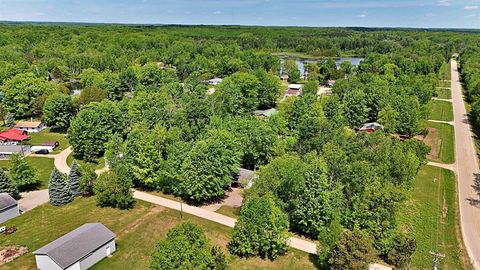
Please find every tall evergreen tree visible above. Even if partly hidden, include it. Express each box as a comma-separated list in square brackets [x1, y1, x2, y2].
[48, 168, 74, 206]
[0, 168, 19, 199]
[5, 112, 15, 127]
[68, 160, 81, 196]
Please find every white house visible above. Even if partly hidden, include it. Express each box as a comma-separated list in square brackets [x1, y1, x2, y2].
[0, 193, 19, 224]
[34, 223, 116, 270]
[14, 121, 46, 133]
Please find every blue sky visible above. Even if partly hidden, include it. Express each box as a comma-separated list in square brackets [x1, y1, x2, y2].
[0, 0, 479, 28]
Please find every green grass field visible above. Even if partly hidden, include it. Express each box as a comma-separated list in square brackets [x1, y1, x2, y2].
[424, 121, 455, 164]
[438, 80, 451, 88]
[0, 157, 54, 189]
[0, 197, 317, 270]
[429, 99, 454, 122]
[436, 88, 452, 99]
[438, 61, 452, 81]
[25, 128, 69, 154]
[215, 205, 241, 218]
[399, 165, 468, 270]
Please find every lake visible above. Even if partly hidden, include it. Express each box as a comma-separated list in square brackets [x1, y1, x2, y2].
[279, 57, 364, 76]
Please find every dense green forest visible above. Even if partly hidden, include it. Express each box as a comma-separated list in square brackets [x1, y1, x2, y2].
[1, 24, 479, 269]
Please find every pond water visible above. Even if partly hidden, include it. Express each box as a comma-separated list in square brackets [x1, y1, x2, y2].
[279, 57, 364, 76]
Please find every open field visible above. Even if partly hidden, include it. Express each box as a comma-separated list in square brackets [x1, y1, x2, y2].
[25, 128, 69, 154]
[0, 197, 317, 270]
[429, 100, 454, 122]
[0, 157, 54, 189]
[436, 88, 452, 99]
[438, 80, 451, 88]
[439, 60, 452, 81]
[399, 165, 468, 270]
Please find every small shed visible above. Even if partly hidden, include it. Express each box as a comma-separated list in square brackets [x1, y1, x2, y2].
[359, 122, 384, 133]
[14, 121, 45, 133]
[285, 84, 303, 97]
[235, 168, 257, 189]
[208, 77, 223, 86]
[34, 223, 116, 270]
[0, 193, 19, 224]
[280, 74, 289, 81]
[253, 108, 278, 118]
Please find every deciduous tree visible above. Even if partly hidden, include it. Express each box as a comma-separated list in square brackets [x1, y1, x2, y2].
[43, 93, 75, 129]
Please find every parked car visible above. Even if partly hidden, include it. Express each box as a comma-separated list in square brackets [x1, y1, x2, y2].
[34, 149, 50, 154]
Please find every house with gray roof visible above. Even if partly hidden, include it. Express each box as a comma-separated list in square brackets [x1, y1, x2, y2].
[0, 193, 19, 224]
[34, 223, 116, 270]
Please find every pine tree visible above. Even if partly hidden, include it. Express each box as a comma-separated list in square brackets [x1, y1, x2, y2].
[5, 112, 15, 127]
[48, 168, 74, 206]
[68, 160, 81, 196]
[0, 168, 19, 199]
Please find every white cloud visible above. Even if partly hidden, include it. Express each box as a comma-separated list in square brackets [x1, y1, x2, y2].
[358, 11, 367, 18]
[466, 14, 478, 17]
[464, 5, 479, 10]
[213, 10, 221, 15]
[437, 0, 450, 6]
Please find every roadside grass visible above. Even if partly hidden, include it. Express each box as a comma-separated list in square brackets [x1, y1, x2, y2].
[0, 197, 317, 270]
[436, 88, 452, 99]
[66, 152, 105, 170]
[398, 165, 467, 270]
[24, 128, 69, 154]
[422, 121, 455, 164]
[429, 99, 454, 122]
[438, 80, 451, 88]
[215, 205, 241, 218]
[438, 60, 452, 81]
[0, 157, 54, 189]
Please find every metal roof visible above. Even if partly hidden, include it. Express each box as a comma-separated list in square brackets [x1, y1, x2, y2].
[33, 223, 115, 269]
[0, 193, 17, 212]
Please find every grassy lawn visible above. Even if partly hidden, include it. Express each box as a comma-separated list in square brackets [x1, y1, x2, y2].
[438, 60, 452, 81]
[422, 121, 455, 164]
[0, 197, 317, 270]
[215, 205, 241, 219]
[438, 80, 451, 88]
[436, 87, 452, 99]
[66, 152, 105, 170]
[24, 128, 69, 154]
[0, 157, 54, 189]
[399, 165, 469, 270]
[429, 99, 454, 122]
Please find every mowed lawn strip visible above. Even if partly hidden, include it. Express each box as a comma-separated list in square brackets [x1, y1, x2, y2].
[0, 197, 317, 270]
[429, 99, 454, 122]
[436, 88, 452, 99]
[0, 157, 54, 189]
[423, 122, 455, 164]
[398, 165, 465, 270]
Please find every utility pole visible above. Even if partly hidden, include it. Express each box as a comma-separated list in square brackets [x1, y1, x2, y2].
[430, 251, 445, 270]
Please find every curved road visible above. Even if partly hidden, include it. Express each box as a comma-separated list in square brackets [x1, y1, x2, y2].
[450, 60, 480, 269]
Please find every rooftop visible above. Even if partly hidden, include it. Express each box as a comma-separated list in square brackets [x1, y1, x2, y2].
[15, 121, 43, 128]
[0, 193, 17, 212]
[33, 223, 116, 269]
[288, 84, 303, 90]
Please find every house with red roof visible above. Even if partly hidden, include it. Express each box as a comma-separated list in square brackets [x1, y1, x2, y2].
[0, 128, 29, 144]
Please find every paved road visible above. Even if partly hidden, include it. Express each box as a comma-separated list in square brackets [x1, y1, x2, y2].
[450, 60, 480, 269]
[133, 190, 318, 254]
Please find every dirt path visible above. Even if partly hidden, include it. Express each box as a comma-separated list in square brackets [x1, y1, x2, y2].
[54, 146, 72, 174]
[132, 190, 317, 254]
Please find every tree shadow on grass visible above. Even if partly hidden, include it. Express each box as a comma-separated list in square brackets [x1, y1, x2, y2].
[468, 173, 480, 207]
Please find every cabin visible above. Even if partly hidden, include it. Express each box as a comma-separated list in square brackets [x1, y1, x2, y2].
[0, 193, 19, 224]
[14, 121, 45, 133]
[285, 84, 303, 96]
[0, 129, 28, 144]
[0, 145, 31, 159]
[208, 77, 223, 86]
[359, 122, 384, 133]
[34, 223, 116, 270]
